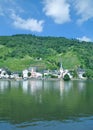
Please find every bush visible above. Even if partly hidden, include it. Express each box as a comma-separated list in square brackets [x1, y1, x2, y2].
[28, 72, 31, 77]
[63, 74, 70, 81]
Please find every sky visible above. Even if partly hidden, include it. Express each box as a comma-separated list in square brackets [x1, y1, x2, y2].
[0, 0, 93, 42]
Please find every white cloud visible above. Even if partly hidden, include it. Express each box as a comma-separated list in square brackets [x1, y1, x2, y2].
[43, 0, 71, 24]
[74, 0, 93, 24]
[0, 0, 44, 32]
[77, 36, 91, 42]
[11, 13, 44, 32]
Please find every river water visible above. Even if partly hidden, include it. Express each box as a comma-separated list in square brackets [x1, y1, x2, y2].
[0, 79, 93, 130]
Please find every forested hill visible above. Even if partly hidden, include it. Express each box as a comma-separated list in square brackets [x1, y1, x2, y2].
[0, 34, 93, 77]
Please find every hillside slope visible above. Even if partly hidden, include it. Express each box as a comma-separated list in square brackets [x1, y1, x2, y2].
[0, 34, 93, 77]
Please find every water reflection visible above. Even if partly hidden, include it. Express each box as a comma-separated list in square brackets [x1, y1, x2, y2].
[22, 80, 43, 95]
[64, 81, 73, 92]
[22, 80, 28, 93]
[29, 80, 43, 94]
[59, 80, 64, 97]
[10, 80, 21, 88]
[0, 80, 9, 92]
[78, 80, 86, 92]
[0, 79, 87, 96]
[0, 79, 93, 125]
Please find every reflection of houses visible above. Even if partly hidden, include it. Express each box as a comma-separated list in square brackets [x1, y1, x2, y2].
[0, 80, 9, 92]
[22, 80, 28, 93]
[30, 80, 42, 94]
[22, 80, 43, 95]
[10, 80, 20, 87]
[78, 81, 86, 92]
[59, 80, 64, 97]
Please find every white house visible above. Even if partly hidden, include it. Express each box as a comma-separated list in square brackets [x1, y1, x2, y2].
[23, 69, 28, 79]
[36, 72, 42, 78]
[77, 68, 86, 79]
[0, 68, 9, 79]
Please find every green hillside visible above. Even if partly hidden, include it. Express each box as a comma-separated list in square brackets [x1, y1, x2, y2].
[0, 34, 93, 77]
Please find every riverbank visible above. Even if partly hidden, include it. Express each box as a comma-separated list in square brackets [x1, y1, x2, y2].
[0, 77, 89, 82]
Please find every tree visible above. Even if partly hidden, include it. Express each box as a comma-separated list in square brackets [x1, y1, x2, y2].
[28, 72, 31, 77]
[63, 74, 70, 81]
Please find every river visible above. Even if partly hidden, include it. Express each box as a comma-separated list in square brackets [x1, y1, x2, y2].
[0, 79, 93, 130]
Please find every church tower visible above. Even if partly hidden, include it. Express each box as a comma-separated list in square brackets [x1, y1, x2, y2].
[60, 62, 64, 76]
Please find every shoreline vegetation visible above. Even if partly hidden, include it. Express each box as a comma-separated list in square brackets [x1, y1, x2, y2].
[0, 34, 93, 79]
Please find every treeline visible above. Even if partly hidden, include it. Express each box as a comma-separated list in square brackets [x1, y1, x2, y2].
[0, 34, 93, 78]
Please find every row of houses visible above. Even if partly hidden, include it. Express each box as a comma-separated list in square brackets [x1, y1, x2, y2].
[0, 64, 86, 80]
[0, 67, 43, 80]
[23, 67, 42, 79]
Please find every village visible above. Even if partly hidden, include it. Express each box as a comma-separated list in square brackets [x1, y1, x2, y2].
[0, 63, 87, 81]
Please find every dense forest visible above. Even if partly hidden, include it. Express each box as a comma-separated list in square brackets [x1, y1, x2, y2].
[0, 34, 93, 78]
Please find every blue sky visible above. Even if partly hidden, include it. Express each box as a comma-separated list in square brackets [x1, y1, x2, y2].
[0, 0, 93, 42]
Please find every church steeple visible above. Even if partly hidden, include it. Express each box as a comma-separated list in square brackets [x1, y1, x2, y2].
[60, 62, 63, 74]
